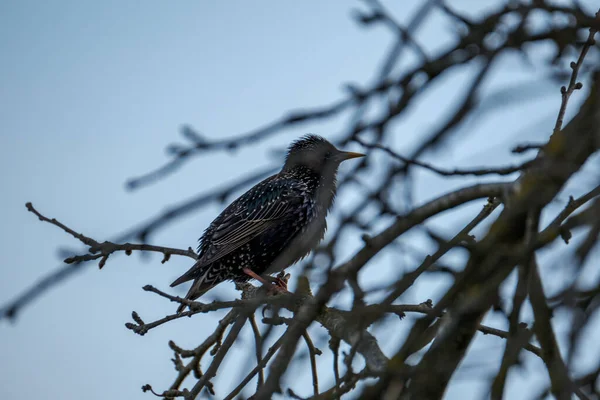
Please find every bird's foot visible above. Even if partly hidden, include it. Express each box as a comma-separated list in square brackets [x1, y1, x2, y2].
[266, 271, 290, 292]
[242, 268, 290, 295]
[242, 268, 271, 286]
[265, 284, 289, 296]
[265, 275, 290, 295]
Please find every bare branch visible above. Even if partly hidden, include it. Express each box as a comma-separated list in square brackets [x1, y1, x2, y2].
[387, 27, 600, 400]
[554, 10, 600, 132]
[126, 101, 353, 190]
[186, 312, 249, 398]
[302, 331, 321, 396]
[26, 202, 198, 269]
[355, 138, 533, 177]
[528, 259, 587, 400]
[249, 315, 265, 390]
[223, 336, 285, 400]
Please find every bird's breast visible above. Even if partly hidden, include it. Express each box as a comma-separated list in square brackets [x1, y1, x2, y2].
[262, 200, 328, 275]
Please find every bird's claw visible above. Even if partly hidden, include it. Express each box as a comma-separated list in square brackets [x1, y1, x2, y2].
[266, 271, 290, 294]
[268, 271, 289, 289]
[265, 283, 288, 295]
[242, 268, 291, 295]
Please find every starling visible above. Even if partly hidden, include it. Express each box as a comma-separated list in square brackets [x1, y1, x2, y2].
[170, 134, 364, 312]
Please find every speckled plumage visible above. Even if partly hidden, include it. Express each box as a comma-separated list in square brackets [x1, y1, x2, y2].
[171, 135, 364, 311]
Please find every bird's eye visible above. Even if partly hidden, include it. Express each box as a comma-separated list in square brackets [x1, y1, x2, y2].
[325, 151, 332, 159]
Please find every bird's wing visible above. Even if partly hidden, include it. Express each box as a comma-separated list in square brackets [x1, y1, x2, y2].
[171, 178, 304, 287]
[203, 197, 294, 264]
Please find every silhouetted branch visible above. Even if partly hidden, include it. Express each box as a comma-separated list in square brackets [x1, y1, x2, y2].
[25, 202, 197, 268]
[382, 197, 501, 305]
[128, 3, 600, 193]
[512, 142, 544, 154]
[554, 10, 600, 132]
[187, 312, 249, 398]
[383, 25, 600, 400]
[302, 331, 321, 396]
[528, 258, 587, 400]
[126, 101, 354, 190]
[249, 314, 265, 390]
[223, 335, 285, 400]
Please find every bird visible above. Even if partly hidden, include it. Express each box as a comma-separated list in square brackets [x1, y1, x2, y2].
[170, 134, 365, 312]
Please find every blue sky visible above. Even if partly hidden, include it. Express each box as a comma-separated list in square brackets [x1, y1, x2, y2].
[1, 1, 599, 399]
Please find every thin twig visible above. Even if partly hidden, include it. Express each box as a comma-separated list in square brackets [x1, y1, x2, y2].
[302, 331, 321, 396]
[141, 384, 188, 398]
[382, 197, 501, 306]
[187, 312, 249, 398]
[25, 202, 197, 269]
[529, 258, 590, 400]
[355, 138, 533, 177]
[223, 336, 285, 400]
[126, 100, 353, 190]
[512, 142, 543, 154]
[168, 310, 237, 391]
[554, 10, 600, 132]
[329, 337, 341, 400]
[125, 285, 289, 335]
[249, 314, 265, 389]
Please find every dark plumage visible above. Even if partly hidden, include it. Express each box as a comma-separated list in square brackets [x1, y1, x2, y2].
[170, 134, 364, 312]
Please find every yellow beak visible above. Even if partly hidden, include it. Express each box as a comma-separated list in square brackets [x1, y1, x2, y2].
[339, 151, 366, 161]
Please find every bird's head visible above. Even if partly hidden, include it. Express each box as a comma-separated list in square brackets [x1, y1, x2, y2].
[282, 134, 365, 175]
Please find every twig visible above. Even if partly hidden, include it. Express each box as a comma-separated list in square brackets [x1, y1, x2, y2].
[355, 138, 533, 177]
[478, 323, 540, 357]
[25, 202, 197, 269]
[125, 285, 289, 335]
[407, 54, 496, 161]
[358, 300, 543, 358]
[305, 368, 372, 400]
[382, 197, 501, 306]
[357, 0, 429, 61]
[26, 202, 98, 247]
[512, 143, 543, 154]
[223, 336, 285, 400]
[126, 100, 353, 190]
[490, 209, 540, 400]
[168, 310, 237, 391]
[302, 331, 321, 396]
[187, 312, 249, 398]
[329, 337, 341, 400]
[541, 185, 600, 243]
[529, 258, 589, 400]
[142, 384, 188, 398]
[249, 315, 265, 389]
[554, 10, 600, 132]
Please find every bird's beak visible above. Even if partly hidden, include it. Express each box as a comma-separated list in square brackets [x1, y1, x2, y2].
[338, 151, 366, 162]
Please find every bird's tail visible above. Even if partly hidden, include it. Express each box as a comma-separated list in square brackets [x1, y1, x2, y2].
[170, 266, 198, 288]
[173, 273, 214, 314]
[176, 284, 213, 313]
